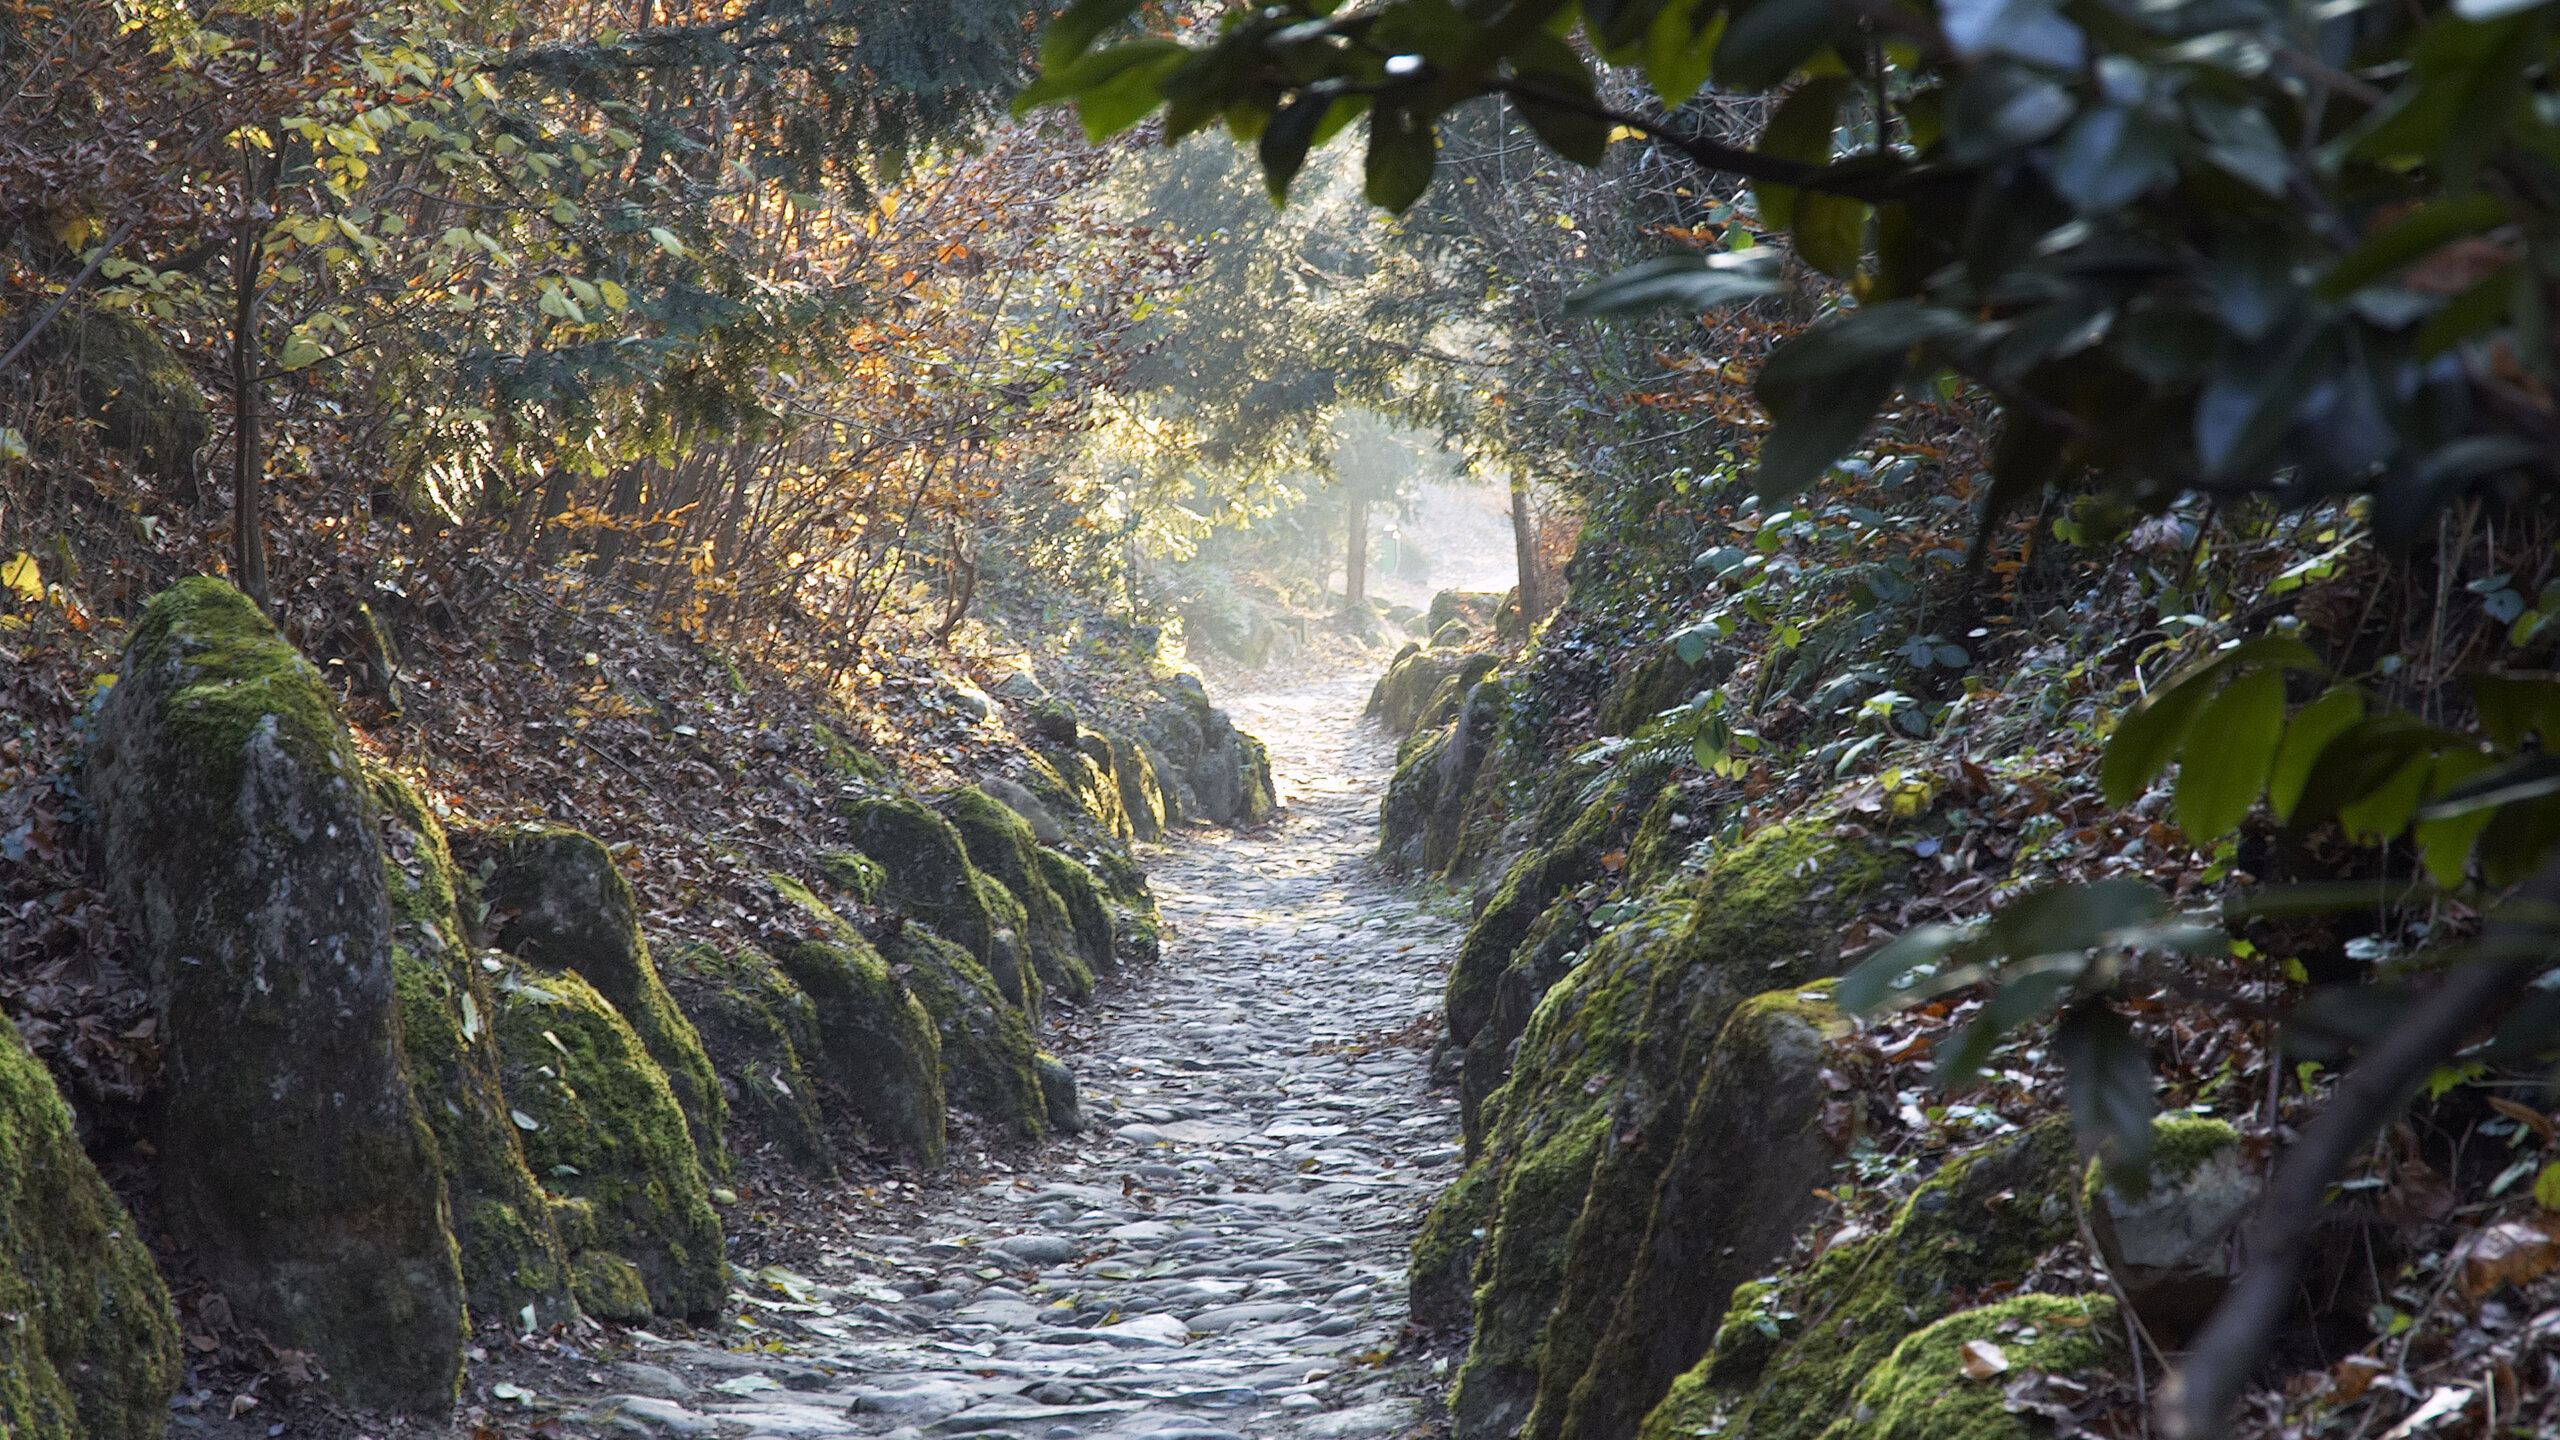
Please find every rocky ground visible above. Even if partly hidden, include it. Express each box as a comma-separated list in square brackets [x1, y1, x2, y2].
[463, 669, 1462, 1440]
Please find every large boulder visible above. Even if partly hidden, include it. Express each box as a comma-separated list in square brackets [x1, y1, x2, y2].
[1640, 1120, 2084, 1440]
[373, 770, 576, 1332]
[1104, 731, 1168, 841]
[767, 879, 946, 1165]
[87, 577, 463, 1413]
[0, 1022, 181, 1440]
[490, 963, 727, 1322]
[456, 827, 727, 1179]
[946, 788, 1095, 1003]
[661, 943, 835, 1178]
[21, 303, 210, 480]
[1447, 816, 1899, 1440]
[1537, 989, 1850, 1440]
[772, 875, 1033, 1142]
[840, 796, 1038, 1014]
[1138, 678, 1274, 826]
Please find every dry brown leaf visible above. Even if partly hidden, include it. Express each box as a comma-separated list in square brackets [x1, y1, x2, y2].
[2455, 1219, 2560, 1299]
[1959, 1338, 2008, 1381]
[2489, 1096, 2556, 1143]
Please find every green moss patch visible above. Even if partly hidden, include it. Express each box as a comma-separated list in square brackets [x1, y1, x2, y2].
[1827, 1294, 2120, 1440]
[877, 926, 1046, 1139]
[660, 943, 834, 1177]
[947, 787, 1095, 1003]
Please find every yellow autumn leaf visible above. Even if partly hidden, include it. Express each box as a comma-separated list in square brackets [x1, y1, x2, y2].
[2, 552, 43, 603]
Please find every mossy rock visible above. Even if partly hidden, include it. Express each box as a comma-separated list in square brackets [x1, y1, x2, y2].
[1460, 895, 1590, 1146]
[25, 303, 209, 480]
[0, 1020, 181, 1440]
[1409, 1160, 1495, 1333]
[810, 723, 890, 784]
[1452, 817, 1897, 1440]
[946, 788, 1094, 1004]
[87, 577, 463, 1413]
[765, 879, 947, 1164]
[1036, 1054, 1085, 1133]
[1625, 782, 1693, 890]
[1106, 731, 1168, 841]
[1596, 647, 1727, 738]
[1038, 848, 1118, 978]
[660, 943, 834, 1178]
[1032, 743, 1134, 842]
[1423, 676, 1505, 874]
[1430, 589, 1508, 634]
[372, 768, 577, 1331]
[570, 1252, 655, 1326]
[490, 964, 726, 1322]
[1446, 786, 1624, 1053]
[1542, 988, 1850, 1440]
[1371, 649, 1470, 735]
[1379, 723, 1453, 875]
[1821, 1294, 2120, 1440]
[876, 926, 1046, 1140]
[459, 827, 728, 1180]
[1416, 653, 1503, 736]
[816, 850, 886, 905]
[1642, 1120, 2083, 1440]
[839, 796, 1036, 1011]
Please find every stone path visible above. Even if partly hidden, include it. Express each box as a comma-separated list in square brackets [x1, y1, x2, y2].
[553, 670, 1462, 1440]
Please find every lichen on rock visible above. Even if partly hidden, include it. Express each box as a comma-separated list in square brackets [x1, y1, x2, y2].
[0, 1020, 181, 1440]
[489, 962, 727, 1322]
[87, 576, 463, 1413]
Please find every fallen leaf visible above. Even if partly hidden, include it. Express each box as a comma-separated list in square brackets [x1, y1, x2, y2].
[1959, 1338, 2009, 1381]
[2456, 1220, 2560, 1298]
[228, 1394, 259, 1418]
[2489, 1097, 2556, 1143]
[489, 1381, 533, 1404]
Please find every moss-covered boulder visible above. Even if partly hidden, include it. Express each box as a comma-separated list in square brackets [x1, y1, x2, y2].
[1595, 647, 1727, 738]
[1106, 731, 1168, 841]
[766, 878, 946, 1163]
[841, 796, 1038, 1013]
[1540, 989, 1850, 1440]
[1139, 679, 1273, 826]
[458, 827, 728, 1180]
[1040, 848, 1119, 977]
[1641, 1120, 2083, 1440]
[877, 927, 1046, 1139]
[1036, 1053, 1085, 1132]
[947, 787, 1095, 1004]
[1369, 648, 1471, 735]
[87, 577, 463, 1413]
[1449, 817, 1897, 1440]
[2085, 1117, 2253, 1341]
[1446, 788, 1624, 1054]
[373, 769, 577, 1332]
[25, 303, 210, 480]
[1030, 744, 1134, 842]
[0, 1021, 181, 1440]
[1820, 1294, 2119, 1440]
[1409, 1160, 1497, 1333]
[490, 963, 727, 1322]
[1460, 895, 1590, 1146]
[660, 943, 834, 1178]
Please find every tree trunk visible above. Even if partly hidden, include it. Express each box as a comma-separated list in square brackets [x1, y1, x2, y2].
[230, 196, 268, 613]
[1510, 472, 1541, 625]
[1345, 490, 1368, 610]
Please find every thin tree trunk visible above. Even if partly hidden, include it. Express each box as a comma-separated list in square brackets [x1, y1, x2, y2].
[1510, 472, 1540, 625]
[230, 191, 268, 612]
[1345, 490, 1368, 609]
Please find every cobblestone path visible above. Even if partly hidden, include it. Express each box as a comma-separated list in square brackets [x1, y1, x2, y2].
[555, 670, 1463, 1440]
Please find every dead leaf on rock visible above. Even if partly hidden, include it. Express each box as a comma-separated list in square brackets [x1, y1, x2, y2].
[2379, 1158, 2456, 1227]
[1961, 1338, 2009, 1380]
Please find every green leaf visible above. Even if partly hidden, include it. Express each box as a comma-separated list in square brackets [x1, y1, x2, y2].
[2291, 713, 2467, 834]
[1837, 922, 1968, 1014]
[2466, 672, 2560, 752]
[2058, 1000, 2156, 1190]
[1072, 43, 1188, 140]
[1934, 967, 2077, 1086]
[1791, 191, 1869, 280]
[2270, 687, 2365, 821]
[2101, 638, 2321, 807]
[1563, 250, 1788, 316]
[2414, 747, 2498, 887]
[1043, 0, 1147, 68]
[1715, 0, 1840, 91]
[1363, 105, 1437, 211]
[2316, 191, 2509, 301]
[1750, 301, 1966, 498]
[2337, 752, 2434, 843]
[2172, 666, 2286, 842]
[1259, 84, 1339, 201]
[1986, 878, 2168, 957]
[1644, 0, 1723, 108]
[1750, 75, 1850, 232]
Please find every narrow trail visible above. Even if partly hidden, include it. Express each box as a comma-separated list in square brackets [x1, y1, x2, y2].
[575, 669, 1464, 1440]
